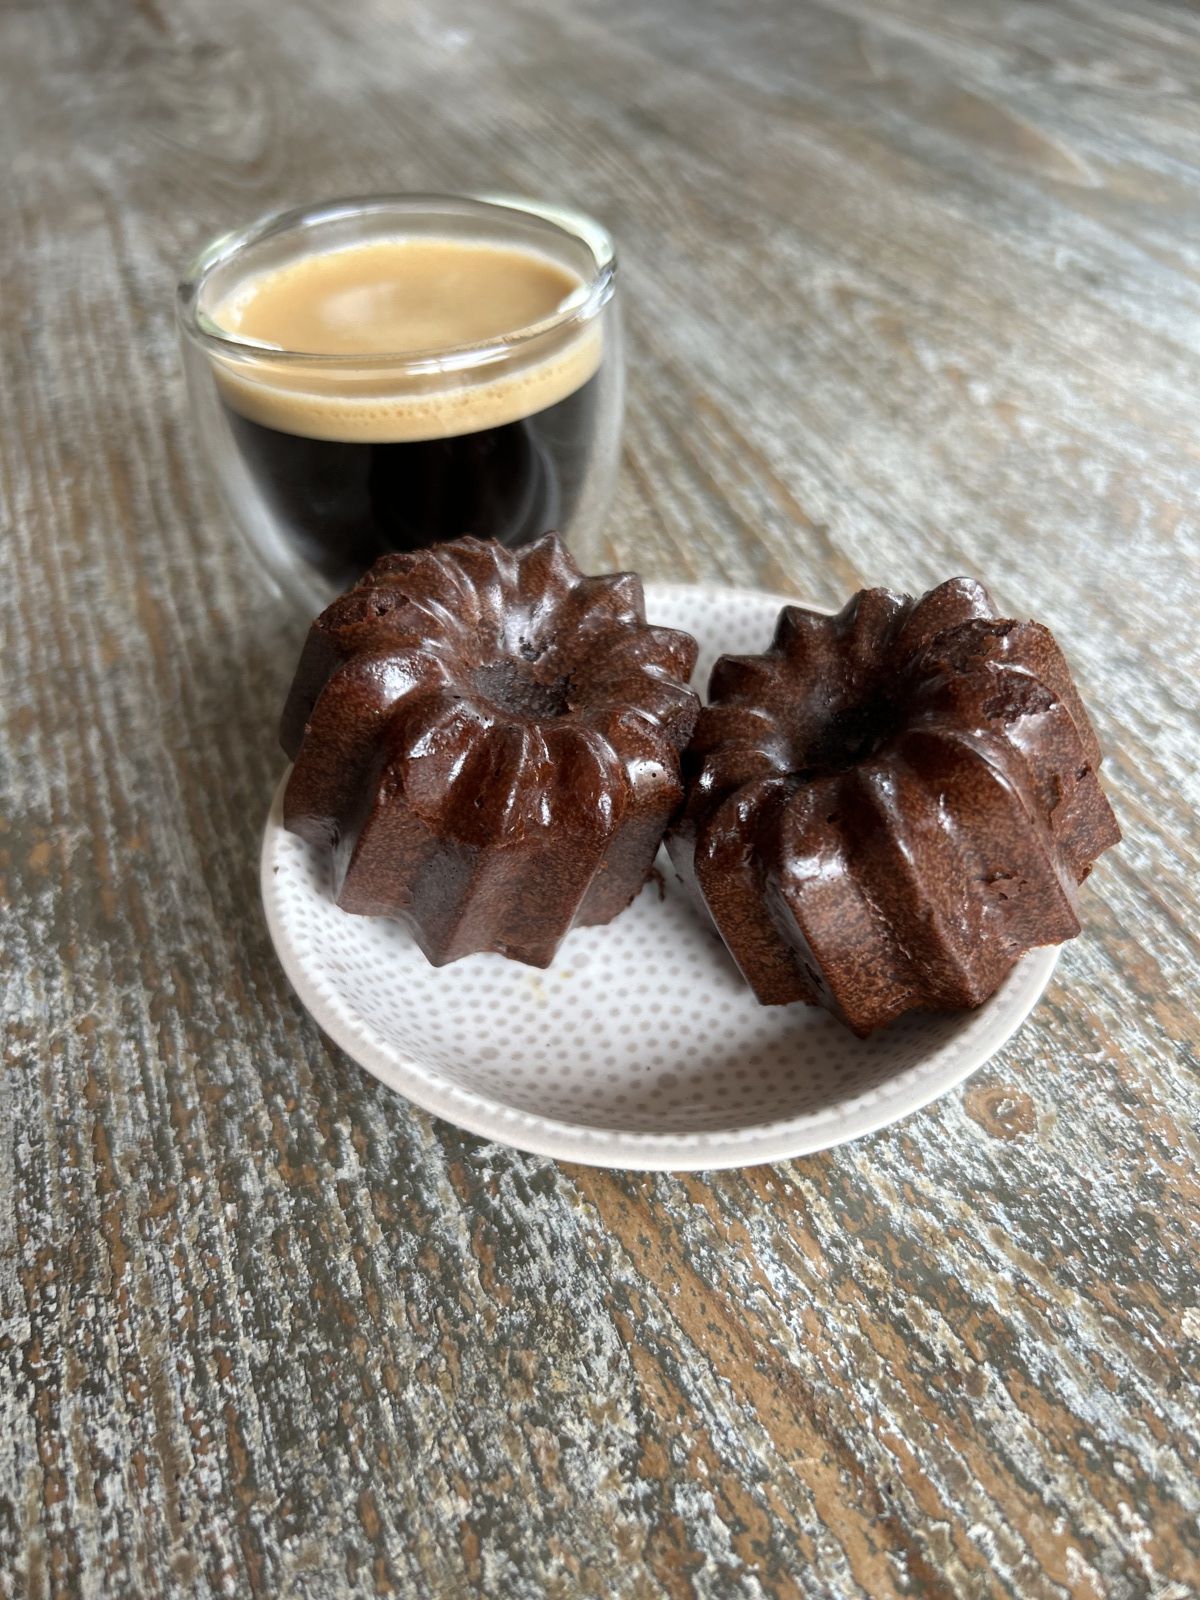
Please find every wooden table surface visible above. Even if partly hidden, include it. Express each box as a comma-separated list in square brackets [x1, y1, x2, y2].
[4, 0, 1199, 1594]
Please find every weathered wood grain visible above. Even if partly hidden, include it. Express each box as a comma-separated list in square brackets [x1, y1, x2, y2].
[2, 0, 1199, 1594]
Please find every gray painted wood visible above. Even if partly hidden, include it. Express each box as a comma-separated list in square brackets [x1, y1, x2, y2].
[2, 0, 1198, 1594]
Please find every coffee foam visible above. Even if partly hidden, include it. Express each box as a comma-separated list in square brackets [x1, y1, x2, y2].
[210, 238, 603, 443]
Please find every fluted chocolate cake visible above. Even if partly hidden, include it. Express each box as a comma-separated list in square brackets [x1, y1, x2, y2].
[281, 534, 700, 968]
[668, 578, 1120, 1035]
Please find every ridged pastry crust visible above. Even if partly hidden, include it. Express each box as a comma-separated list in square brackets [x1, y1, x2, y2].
[281, 534, 700, 968]
[668, 578, 1120, 1035]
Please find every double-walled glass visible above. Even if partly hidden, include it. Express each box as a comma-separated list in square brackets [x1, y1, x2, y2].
[178, 194, 623, 608]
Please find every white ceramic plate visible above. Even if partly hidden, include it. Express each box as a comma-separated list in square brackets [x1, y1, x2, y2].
[261, 582, 1059, 1170]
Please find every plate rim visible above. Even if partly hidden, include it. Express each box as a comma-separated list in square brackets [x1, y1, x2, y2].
[260, 580, 1062, 1171]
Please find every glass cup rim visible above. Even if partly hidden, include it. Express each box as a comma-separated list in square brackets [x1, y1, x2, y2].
[176, 191, 618, 375]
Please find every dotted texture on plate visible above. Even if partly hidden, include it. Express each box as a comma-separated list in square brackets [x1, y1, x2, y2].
[263, 583, 1058, 1165]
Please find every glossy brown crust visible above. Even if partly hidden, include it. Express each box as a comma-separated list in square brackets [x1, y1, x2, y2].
[668, 579, 1120, 1034]
[281, 534, 700, 967]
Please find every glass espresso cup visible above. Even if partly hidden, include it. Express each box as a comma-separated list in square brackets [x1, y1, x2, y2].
[177, 194, 623, 607]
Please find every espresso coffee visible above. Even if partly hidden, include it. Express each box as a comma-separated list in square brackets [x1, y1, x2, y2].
[211, 238, 602, 586]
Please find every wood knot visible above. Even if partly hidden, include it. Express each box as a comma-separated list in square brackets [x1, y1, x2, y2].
[964, 1081, 1037, 1141]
